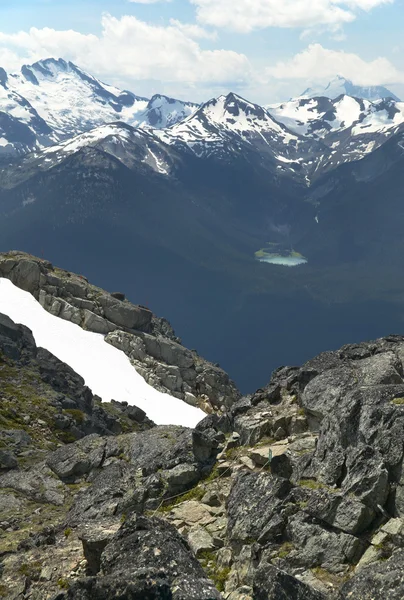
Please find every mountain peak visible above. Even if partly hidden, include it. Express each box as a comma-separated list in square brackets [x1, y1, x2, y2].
[301, 77, 400, 102]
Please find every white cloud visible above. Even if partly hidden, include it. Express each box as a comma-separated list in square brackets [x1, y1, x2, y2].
[190, 0, 393, 32]
[0, 14, 250, 87]
[266, 43, 404, 86]
[168, 19, 217, 40]
[128, 0, 170, 3]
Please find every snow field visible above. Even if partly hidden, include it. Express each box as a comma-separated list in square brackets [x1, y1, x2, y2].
[0, 278, 205, 428]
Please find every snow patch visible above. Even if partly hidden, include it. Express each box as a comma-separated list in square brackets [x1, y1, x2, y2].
[0, 279, 205, 428]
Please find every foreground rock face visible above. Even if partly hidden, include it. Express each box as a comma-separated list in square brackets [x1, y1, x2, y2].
[0, 251, 240, 410]
[5, 257, 404, 598]
[63, 516, 222, 600]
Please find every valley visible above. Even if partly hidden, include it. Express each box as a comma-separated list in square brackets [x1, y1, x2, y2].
[1, 58, 404, 393]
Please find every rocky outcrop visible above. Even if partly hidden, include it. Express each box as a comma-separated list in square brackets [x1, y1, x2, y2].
[0, 251, 240, 410]
[0, 312, 152, 457]
[6, 283, 404, 600]
[62, 515, 223, 600]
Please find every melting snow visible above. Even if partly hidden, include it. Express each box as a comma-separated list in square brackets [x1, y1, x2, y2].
[0, 279, 205, 428]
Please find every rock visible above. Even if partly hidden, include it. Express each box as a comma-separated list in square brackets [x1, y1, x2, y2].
[217, 546, 233, 569]
[111, 292, 125, 301]
[290, 415, 308, 434]
[233, 407, 273, 446]
[202, 490, 221, 507]
[355, 545, 383, 571]
[188, 526, 216, 556]
[248, 447, 272, 467]
[65, 515, 222, 599]
[239, 456, 255, 470]
[0, 465, 66, 505]
[305, 489, 375, 535]
[67, 461, 144, 526]
[9, 259, 41, 294]
[338, 549, 404, 599]
[227, 588, 253, 600]
[226, 472, 291, 544]
[170, 502, 214, 526]
[286, 511, 363, 569]
[253, 563, 326, 600]
[225, 432, 241, 450]
[79, 519, 121, 575]
[124, 406, 147, 425]
[98, 293, 152, 330]
[82, 309, 115, 334]
[1, 252, 240, 412]
[40, 566, 53, 582]
[47, 434, 107, 482]
[165, 464, 200, 494]
[0, 449, 18, 470]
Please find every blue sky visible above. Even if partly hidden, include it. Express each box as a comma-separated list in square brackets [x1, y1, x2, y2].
[0, 0, 403, 103]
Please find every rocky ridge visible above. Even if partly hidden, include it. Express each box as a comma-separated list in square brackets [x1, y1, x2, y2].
[2, 257, 404, 598]
[0, 252, 240, 412]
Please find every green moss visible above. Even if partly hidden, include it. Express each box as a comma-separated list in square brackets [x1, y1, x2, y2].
[18, 561, 42, 581]
[64, 527, 72, 538]
[392, 397, 404, 405]
[158, 485, 205, 513]
[277, 541, 294, 559]
[57, 431, 78, 444]
[199, 551, 231, 592]
[57, 578, 70, 590]
[203, 465, 221, 483]
[225, 447, 243, 461]
[298, 479, 337, 492]
[64, 409, 86, 424]
[0, 584, 9, 598]
[0, 357, 60, 447]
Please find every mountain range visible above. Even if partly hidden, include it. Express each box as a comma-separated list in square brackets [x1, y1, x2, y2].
[1, 58, 404, 393]
[301, 75, 401, 102]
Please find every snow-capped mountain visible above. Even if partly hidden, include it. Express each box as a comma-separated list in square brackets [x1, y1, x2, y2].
[0, 69, 55, 156]
[1, 58, 403, 184]
[6, 58, 149, 138]
[156, 92, 324, 180]
[268, 95, 404, 173]
[0, 58, 197, 155]
[137, 94, 198, 129]
[269, 96, 404, 140]
[301, 76, 400, 102]
[20, 122, 177, 177]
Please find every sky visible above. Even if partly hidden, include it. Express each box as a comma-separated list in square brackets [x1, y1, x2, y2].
[0, 0, 403, 104]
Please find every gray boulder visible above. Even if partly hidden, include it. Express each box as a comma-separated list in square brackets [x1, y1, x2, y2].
[253, 563, 326, 600]
[338, 550, 404, 599]
[226, 472, 291, 544]
[47, 434, 108, 482]
[64, 515, 223, 599]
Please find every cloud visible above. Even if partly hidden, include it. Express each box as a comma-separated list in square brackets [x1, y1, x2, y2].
[127, 0, 170, 3]
[190, 0, 393, 32]
[0, 14, 250, 87]
[266, 43, 404, 85]
[168, 19, 217, 40]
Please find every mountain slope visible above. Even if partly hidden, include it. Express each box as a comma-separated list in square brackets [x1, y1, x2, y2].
[1, 58, 197, 148]
[301, 75, 400, 101]
[0, 71, 55, 156]
[268, 95, 404, 175]
[0, 278, 205, 426]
